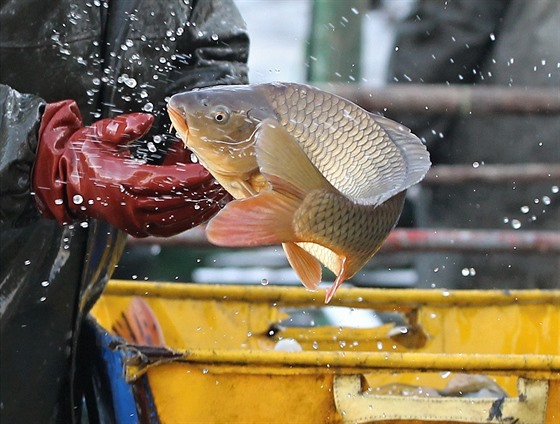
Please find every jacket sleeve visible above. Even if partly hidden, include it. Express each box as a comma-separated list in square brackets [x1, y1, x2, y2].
[167, 0, 250, 93]
[0, 84, 45, 228]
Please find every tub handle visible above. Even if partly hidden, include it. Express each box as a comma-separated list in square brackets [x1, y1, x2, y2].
[334, 375, 548, 424]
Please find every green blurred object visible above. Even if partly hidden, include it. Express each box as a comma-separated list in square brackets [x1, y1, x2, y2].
[307, 0, 368, 83]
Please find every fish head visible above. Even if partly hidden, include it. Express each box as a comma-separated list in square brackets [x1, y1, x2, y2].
[167, 85, 275, 180]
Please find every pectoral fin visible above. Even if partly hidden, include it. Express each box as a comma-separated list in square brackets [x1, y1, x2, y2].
[282, 242, 322, 291]
[206, 190, 299, 247]
[255, 118, 335, 195]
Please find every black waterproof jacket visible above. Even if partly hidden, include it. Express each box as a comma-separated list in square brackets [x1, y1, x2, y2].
[0, 1, 248, 422]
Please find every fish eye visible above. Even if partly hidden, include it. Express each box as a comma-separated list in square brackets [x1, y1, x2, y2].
[212, 106, 230, 124]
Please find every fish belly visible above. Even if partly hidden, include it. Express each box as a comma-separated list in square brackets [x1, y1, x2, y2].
[293, 189, 406, 276]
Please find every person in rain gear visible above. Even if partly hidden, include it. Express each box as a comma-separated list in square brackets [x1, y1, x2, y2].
[387, 0, 560, 289]
[0, 0, 249, 422]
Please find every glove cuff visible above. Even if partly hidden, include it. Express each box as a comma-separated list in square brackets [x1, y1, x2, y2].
[33, 100, 84, 222]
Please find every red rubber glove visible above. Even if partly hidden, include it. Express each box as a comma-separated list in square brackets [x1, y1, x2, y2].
[32, 100, 229, 237]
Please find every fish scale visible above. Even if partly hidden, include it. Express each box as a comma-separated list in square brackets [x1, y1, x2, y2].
[258, 84, 404, 203]
[294, 189, 406, 274]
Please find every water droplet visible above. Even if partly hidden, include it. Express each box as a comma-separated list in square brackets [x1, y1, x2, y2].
[351, 7, 359, 14]
[472, 162, 480, 168]
[211, 33, 219, 41]
[464, 267, 476, 276]
[72, 194, 84, 205]
[24, 260, 31, 266]
[376, 341, 383, 350]
[339, 341, 346, 348]
[542, 196, 551, 205]
[124, 77, 137, 88]
[312, 341, 319, 350]
[40, 296, 47, 302]
[41, 281, 50, 287]
[147, 142, 157, 153]
[260, 278, 269, 286]
[190, 153, 199, 163]
[193, 203, 201, 210]
[202, 368, 209, 374]
[552, 185, 559, 194]
[54, 199, 64, 205]
[489, 33, 495, 41]
[142, 102, 154, 112]
[511, 219, 522, 230]
[125, 39, 134, 48]
[80, 221, 89, 228]
[520, 205, 530, 214]
[441, 290, 450, 297]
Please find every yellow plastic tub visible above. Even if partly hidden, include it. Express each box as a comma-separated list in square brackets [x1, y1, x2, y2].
[90, 281, 560, 423]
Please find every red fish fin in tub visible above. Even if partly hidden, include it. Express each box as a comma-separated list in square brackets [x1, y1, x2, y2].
[206, 190, 299, 247]
[282, 242, 322, 291]
[112, 296, 165, 346]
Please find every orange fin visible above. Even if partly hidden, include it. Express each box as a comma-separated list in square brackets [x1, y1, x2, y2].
[206, 190, 299, 247]
[324, 257, 348, 303]
[112, 297, 165, 346]
[282, 242, 322, 291]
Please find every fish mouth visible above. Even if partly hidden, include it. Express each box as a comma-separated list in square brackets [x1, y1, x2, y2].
[167, 105, 189, 146]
